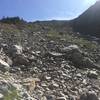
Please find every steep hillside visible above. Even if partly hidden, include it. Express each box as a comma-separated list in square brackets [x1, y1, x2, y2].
[72, 1, 100, 37]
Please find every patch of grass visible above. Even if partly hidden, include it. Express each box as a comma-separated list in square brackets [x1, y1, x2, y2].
[47, 31, 99, 53]
[4, 87, 20, 100]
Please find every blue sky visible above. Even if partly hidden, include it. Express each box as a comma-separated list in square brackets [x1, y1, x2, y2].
[0, 0, 96, 21]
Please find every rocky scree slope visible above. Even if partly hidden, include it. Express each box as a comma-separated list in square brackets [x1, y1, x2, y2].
[0, 19, 100, 100]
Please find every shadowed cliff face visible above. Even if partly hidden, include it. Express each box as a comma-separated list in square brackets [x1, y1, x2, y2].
[72, 1, 100, 37]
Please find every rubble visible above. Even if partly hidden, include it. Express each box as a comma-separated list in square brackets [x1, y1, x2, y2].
[79, 91, 99, 100]
[0, 28, 100, 100]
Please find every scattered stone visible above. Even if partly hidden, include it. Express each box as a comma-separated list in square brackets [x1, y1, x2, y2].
[41, 96, 47, 100]
[56, 97, 66, 100]
[46, 95, 55, 100]
[41, 83, 47, 87]
[80, 91, 99, 100]
[46, 52, 64, 58]
[82, 79, 87, 85]
[45, 76, 51, 80]
[52, 81, 59, 88]
[87, 71, 98, 79]
[76, 73, 82, 78]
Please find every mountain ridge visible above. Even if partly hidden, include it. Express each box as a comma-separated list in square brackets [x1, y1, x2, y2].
[72, 1, 100, 37]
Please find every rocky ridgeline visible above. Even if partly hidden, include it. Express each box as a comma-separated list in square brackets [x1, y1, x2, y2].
[0, 31, 100, 100]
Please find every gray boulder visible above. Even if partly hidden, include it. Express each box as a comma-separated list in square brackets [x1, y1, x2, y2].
[3, 44, 23, 58]
[10, 45, 23, 56]
[61, 45, 100, 70]
[13, 54, 30, 66]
